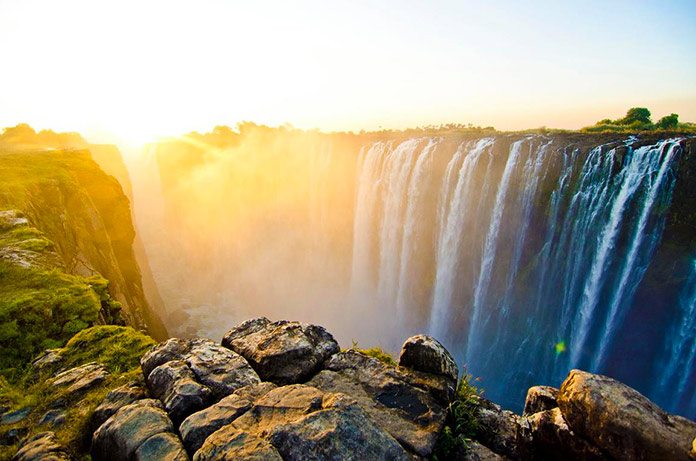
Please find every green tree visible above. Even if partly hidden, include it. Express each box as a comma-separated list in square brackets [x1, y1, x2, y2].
[620, 107, 652, 125]
[656, 113, 679, 129]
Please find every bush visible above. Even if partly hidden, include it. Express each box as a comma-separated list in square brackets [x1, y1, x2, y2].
[433, 371, 484, 460]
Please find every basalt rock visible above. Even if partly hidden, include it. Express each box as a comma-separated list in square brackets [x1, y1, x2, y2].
[558, 369, 696, 461]
[523, 385, 559, 416]
[473, 395, 533, 460]
[527, 407, 605, 460]
[193, 428, 282, 461]
[0, 408, 31, 425]
[146, 360, 212, 425]
[14, 432, 71, 461]
[179, 393, 252, 456]
[91, 399, 179, 461]
[50, 362, 110, 399]
[221, 317, 339, 384]
[92, 381, 148, 432]
[308, 353, 447, 457]
[398, 334, 459, 382]
[459, 440, 508, 460]
[195, 385, 408, 460]
[141, 338, 260, 398]
[133, 432, 189, 461]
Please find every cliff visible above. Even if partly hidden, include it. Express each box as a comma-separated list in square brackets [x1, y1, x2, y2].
[0, 146, 167, 341]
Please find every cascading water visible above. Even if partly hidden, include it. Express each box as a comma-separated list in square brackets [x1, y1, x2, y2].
[349, 134, 694, 417]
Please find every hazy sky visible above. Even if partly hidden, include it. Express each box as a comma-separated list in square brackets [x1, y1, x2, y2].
[1, 0, 694, 144]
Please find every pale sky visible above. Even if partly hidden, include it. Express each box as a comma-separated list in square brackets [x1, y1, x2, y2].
[1, 0, 694, 144]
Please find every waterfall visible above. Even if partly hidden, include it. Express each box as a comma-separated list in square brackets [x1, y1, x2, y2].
[349, 135, 691, 416]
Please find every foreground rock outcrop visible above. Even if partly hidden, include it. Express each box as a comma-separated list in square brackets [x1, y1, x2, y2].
[19, 317, 687, 461]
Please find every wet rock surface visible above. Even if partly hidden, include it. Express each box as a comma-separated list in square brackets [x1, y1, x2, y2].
[558, 369, 696, 461]
[221, 317, 339, 384]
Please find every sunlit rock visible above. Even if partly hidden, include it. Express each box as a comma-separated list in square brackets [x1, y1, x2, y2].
[221, 317, 339, 384]
[522, 385, 558, 416]
[558, 369, 696, 461]
[527, 407, 605, 460]
[15, 432, 71, 461]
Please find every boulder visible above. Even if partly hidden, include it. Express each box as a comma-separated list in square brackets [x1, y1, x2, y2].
[146, 360, 212, 425]
[268, 393, 409, 460]
[91, 399, 176, 461]
[523, 386, 558, 416]
[527, 407, 605, 460]
[133, 432, 188, 461]
[193, 428, 282, 461]
[140, 338, 260, 397]
[14, 432, 71, 461]
[38, 410, 66, 428]
[0, 407, 31, 425]
[50, 362, 109, 399]
[185, 340, 260, 397]
[92, 381, 148, 431]
[221, 317, 339, 384]
[398, 335, 459, 382]
[31, 349, 63, 373]
[474, 396, 532, 460]
[558, 369, 696, 461]
[180, 393, 252, 455]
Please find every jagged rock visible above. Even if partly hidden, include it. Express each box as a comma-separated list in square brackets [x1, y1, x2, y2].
[141, 338, 193, 378]
[0, 408, 31, 425]
[14, 432, 71, 461]
[51, 362, 109, 399]
[185, 340, 260, 397]
[193, 428, 282, 461]
[474, 396, 532, 460]
[91, 399, 176, 461]
[523, 386, 558, 416]
[308, 367, 445, 456]
[558, 369, 696, 461]
[221, 317, 339, 384]
[527, 407, 605, 460]
[92, 381, 148, 431]
[459, 440, 508, 460]
[134, 432, 188, 461]
[141, 338, 260, 397]
[268, 392, 410, 460]
[180, 393, 252, 455]
[31, 349, 63, 373]
[38, 410, 66, 428]
[326, 349, 455, 404]
[146, 360, 212, 425]
[195, 385, 408, 460]
[398, 334, 459, 382]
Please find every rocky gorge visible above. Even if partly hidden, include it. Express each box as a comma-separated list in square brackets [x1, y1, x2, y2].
[6, 317, 695, 460]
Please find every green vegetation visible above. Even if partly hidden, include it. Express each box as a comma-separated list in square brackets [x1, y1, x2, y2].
[582, 107, 696, 133]
[0, 326, 154, 460]
[433, 372, 485, 460]
[346, 340, 397, 366]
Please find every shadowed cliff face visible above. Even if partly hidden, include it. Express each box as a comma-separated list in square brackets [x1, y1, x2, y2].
[135, 127, 696, 419]
[0, 145, 167, 341]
